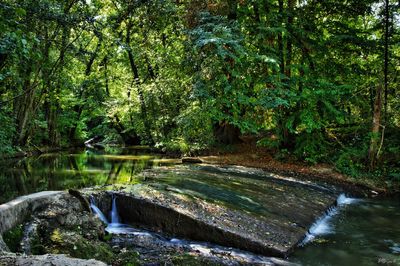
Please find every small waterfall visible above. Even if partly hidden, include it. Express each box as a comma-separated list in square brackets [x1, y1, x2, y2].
[110, 194, 120, 224]
[300, 193, 358, 246]
[337, 194, 358, 205]
[89, 196, 109, 225]
[89, 194, 144, 235]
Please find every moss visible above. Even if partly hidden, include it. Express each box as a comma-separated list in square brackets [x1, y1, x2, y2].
[115, 250, 140, 266]
[3, 224, 24, 252]
[47, 230, 115, 264]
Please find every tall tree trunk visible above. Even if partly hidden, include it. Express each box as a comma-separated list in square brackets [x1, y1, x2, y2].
[43, 25, 60, 147]
[69, 38, 102, 142]
[126, 21, 153, 144]
[277, 0, 290, 147]
[369, 0, 390, 170]
[383, 0, 390, 123]
[14, 66, 35, 146]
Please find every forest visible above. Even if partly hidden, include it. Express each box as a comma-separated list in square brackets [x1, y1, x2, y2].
[1, 0, 399, 182]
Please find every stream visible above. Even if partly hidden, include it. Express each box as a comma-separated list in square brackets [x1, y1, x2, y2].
[0, 147, 399, 265]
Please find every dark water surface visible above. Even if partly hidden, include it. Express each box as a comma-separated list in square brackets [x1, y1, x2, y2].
[1, 148, 399, 265]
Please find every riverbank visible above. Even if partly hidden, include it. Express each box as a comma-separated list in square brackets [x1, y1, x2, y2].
[194, 142, 399, 197]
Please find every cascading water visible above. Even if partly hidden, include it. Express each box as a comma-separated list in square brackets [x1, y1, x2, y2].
[110, 194, 120, 224]
[89, 196, 109, 225]
[300, 193, 359, 246]
[90, 194, 147, 235]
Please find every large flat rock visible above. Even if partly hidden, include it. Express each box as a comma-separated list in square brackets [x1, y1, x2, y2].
[89, 164, 340, 257]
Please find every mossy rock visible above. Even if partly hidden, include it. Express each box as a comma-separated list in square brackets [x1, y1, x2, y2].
[46, 229, 115, 264]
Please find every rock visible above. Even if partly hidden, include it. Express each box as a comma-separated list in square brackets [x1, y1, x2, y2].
[182, 157, 203, 164]
[0, 191, 65, 234]
[111, 234, 297, 266]
[89, 164, 339, 258]
[0, 253, 108, 266]
[68, 189, 92, 213]
[0, 235, 9, 252]
[21, 222, 39, 255]
[26, 194, 112, 263]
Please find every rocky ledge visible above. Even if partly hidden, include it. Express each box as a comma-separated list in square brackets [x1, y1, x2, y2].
[0, 189, 297, 265]
[87, 164, 340, 258]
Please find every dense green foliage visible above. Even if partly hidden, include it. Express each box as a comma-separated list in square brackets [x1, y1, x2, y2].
[0, 0, 399, 179]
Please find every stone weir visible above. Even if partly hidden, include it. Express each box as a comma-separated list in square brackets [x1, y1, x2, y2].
[0, 191, 66, 236]
[88, 164, 341, 258]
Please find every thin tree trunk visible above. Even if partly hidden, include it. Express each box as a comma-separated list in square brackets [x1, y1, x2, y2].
[383, 0, 389, 123]
[69, 38, 102, 142]
[285, 0, 294, 79]
[15, 72, 35, 146]
[369, 0, 390, 170]
[277, 0, 290, 147]
[278, 0, 285, 76]
[369, 85, 382, 170]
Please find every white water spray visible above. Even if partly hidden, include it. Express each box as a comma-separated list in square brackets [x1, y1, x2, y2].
[110, 194, 120, 224]
[300, 193, 358, 246]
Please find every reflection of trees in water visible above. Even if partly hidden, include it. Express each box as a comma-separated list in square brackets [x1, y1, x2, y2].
[0, 159, 30, 203]
[0, 151, 162, 203]
[106, 162, 124, 184]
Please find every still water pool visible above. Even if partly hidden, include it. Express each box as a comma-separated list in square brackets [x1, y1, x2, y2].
[0, 148, 399, 265]
[0, 147, 178, 204]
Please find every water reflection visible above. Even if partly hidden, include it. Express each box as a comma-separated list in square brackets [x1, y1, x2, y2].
[0, 147, 179, 204]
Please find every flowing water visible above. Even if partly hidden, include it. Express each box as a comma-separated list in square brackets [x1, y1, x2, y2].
[1, 148, 399, 265]
[290, 197, 400, 265]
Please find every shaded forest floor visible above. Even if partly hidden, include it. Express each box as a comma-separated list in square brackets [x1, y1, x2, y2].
[197, 137, 399, 197]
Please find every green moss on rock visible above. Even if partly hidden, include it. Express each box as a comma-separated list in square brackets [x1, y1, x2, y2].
[3, 224, 23, 252]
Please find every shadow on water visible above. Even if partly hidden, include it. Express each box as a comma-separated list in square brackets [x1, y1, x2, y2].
[0, 147, 178, 204]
